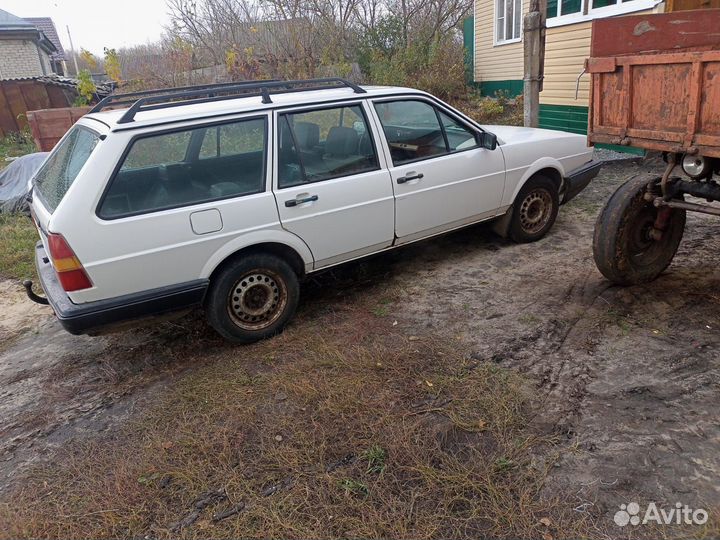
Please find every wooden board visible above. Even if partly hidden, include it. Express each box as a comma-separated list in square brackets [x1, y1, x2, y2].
[590, 9, 720, 57]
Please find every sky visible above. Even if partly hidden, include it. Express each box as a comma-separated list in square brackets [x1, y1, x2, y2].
[1, 0, 171, 54]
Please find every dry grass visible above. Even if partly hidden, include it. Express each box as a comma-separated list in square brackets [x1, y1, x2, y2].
[452, 93, 524, 127]
[0, 286, 596, 539]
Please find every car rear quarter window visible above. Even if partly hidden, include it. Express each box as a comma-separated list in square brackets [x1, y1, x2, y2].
[199, 121, 264, 159]
[34, 126, 100, 212]
[122, 131, 191, 169]
[98, 117, 267, 219]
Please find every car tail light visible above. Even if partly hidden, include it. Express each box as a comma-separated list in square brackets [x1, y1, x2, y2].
[47, 233, 92, 292]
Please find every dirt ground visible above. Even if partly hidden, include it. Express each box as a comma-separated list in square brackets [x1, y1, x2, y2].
[1, 157, 719, 538]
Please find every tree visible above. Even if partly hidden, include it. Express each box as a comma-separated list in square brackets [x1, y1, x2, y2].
[104, 47, 122, 84]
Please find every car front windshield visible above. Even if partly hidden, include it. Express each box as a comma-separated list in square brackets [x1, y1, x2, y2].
[34, 126, 100, 212]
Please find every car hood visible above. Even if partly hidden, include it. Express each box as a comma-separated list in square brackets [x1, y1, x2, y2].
[480, 124, 586, 146]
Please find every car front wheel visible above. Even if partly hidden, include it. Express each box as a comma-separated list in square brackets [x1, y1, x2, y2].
[206, 253, 300, 343]
[509, 175, 559, 243]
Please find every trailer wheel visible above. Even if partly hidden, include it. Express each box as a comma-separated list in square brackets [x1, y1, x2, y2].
[593, 175, 685, 285]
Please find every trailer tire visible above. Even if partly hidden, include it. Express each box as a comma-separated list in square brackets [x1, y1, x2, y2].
[593, 175, 686, 285]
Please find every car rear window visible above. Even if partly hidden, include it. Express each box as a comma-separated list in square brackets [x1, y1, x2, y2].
[34, 126, 100, 212]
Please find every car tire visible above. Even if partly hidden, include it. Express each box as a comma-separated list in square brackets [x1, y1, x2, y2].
[206, 253, 300, 343]
[509, 175, 559, 243]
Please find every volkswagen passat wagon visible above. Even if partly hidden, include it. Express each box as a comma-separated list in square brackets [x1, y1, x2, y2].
[26, 78, 600, 342]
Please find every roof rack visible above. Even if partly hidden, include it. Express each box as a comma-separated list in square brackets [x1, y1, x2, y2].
[88, 79, 278, 114]
[90, 78, 367, 124]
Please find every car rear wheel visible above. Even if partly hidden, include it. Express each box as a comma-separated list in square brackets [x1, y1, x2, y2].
[206, 253, 300, 343]
[509, 175, 559, 243]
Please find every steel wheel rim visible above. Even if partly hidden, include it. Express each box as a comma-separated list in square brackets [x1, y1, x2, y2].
[227, 270, 287, 330]
[519, 188, 553, 234]
[627, 207, 674, 269]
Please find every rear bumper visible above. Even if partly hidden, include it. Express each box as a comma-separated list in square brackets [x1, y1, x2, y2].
[34, 242, 208, 335]
[562, 160, 602, 204]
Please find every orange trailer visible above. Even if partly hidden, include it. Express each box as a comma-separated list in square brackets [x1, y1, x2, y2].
[589, 9, 720, 285]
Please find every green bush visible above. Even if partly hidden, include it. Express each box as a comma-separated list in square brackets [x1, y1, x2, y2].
[360, 18, 467, 101]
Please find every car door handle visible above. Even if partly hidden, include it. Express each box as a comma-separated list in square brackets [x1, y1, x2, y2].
[397, 172, 424, 184]
[284, 194, 319, 207]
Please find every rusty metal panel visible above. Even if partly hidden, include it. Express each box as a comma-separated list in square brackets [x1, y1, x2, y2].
[597, 68, 624, 129]
[668, 0, 720, 11]
[3, 82, 30, 130]
[0, 86, 18, 138]
[590, 9, 720, 57]
[586, 57, 616, 73]
[588, 14, 720, 159]
[699, 61, 720, 140]
[631, 63, 691, 132]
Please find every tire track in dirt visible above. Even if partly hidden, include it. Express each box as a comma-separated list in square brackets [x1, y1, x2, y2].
[391, 158, 720, 534]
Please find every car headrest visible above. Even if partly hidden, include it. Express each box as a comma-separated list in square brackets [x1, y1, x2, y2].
[325, 126, 358, 157]
[293, 122, 320, 150]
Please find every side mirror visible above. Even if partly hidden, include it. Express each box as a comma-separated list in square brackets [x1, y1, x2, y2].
[479, 131, 497, 150]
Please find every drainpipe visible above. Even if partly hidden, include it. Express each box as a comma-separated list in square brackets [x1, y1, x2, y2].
[36, 43, 48, 75]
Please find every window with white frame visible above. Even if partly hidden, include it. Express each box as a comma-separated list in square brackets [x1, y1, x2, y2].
[546, 0, 658, 23]
[496, 0, 522, 44]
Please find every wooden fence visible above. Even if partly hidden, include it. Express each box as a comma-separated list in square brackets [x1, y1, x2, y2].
[0, 78, 76, 137]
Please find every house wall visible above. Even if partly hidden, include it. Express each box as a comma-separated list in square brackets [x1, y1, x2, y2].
[540, 22, 592, 108]
[537, 8, 654, 151]
[537, 22, 592, 135]
[473, 0, 527, 96]
[473, 0, 659, 145]
[0, 39, 49, 80]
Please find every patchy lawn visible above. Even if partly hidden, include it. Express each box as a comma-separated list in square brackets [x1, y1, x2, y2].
[0, 129, 36, 169]
[0, 298, 594, 539]
[2, 155, 720, 540]
[0, 213, 37, 282]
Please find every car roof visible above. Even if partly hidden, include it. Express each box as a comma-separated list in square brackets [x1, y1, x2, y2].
[84, 85, 427, 132]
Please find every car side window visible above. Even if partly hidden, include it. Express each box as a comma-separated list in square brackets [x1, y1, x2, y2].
[374, 100, 478, 165]
[98, 117, 267, 219]
[374, 100, 446, 165]
[277, 104, 379, 189]
[199, 121, 265, 159]
[122, 131, 191, 169]
[438, 110, 479, 151]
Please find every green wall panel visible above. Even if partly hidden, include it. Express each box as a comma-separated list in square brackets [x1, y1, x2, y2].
[463, 17, 474, 85]
[479, 80, 523, 97]
[539, 104, 644, 155]
[539, 104, 589, 135]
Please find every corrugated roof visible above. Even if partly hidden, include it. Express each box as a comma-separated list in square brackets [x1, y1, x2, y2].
[0, 7, 35, 30]
[0, 74, 114, 96]
[0, 8, 57, 57]
[25, 17, 65, 61]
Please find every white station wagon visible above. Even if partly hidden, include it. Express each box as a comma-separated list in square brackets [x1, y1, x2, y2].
[25, 78, 600, 342]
